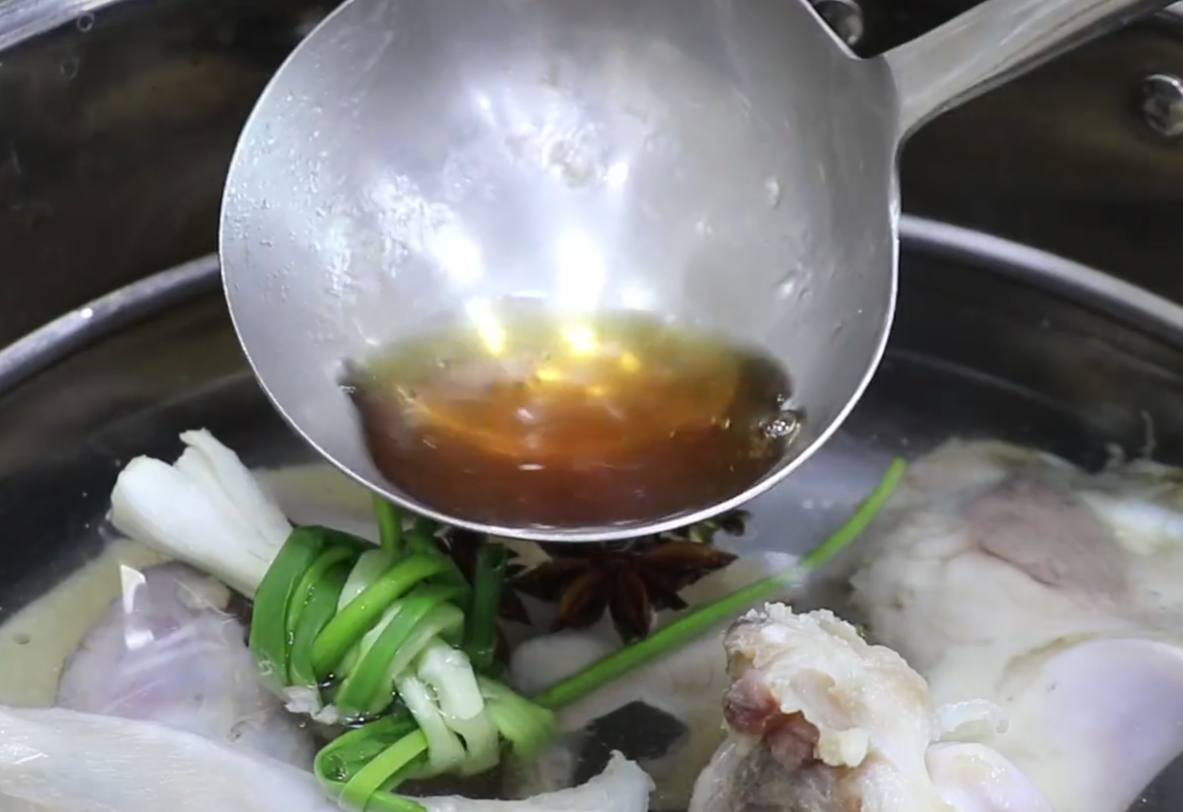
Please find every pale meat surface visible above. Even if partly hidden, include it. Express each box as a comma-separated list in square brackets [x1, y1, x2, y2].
[689, 604, 1048, 812]
[846, 440, 1183, 812]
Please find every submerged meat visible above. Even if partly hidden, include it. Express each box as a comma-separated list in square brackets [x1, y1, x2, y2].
[56, 562, 315, 768]
[688, 604, 1049, 812]
[845, 439, 1183, 812]
[0, 704, 654, 812]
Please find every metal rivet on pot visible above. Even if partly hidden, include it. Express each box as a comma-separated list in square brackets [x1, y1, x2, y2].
[812, 0, 865, 48]
[1140, 73, 1183, 139]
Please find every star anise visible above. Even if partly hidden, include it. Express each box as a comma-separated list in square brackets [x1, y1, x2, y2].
[507, 535, 739, 642]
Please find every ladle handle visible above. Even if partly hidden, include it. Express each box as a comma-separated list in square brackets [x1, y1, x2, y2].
[885, 0, 1169, 137]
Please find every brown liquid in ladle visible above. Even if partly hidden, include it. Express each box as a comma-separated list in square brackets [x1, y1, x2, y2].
[344, 303, 802, 529]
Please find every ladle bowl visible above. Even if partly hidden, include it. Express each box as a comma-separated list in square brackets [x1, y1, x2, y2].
[220, 0, 1164, 542]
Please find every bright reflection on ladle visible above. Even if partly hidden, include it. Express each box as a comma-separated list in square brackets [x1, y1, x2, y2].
[605, 161, 630, 188]
[561, 324, 599, 356]
[464, 298, 507, 356]
[431, 226, 484, 286]
[555, 229, 607, 311]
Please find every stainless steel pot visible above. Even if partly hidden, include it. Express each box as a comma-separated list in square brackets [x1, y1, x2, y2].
[3, 0, 1183, 806]
[4, 217, 1183, 599]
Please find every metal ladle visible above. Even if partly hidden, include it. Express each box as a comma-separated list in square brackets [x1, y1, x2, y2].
[220, 0, 1165, 542]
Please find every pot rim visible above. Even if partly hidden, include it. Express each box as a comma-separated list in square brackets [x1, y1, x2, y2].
[1, 215, 1180, 403]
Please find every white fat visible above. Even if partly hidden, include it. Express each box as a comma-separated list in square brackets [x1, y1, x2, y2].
[282, 688, 341, 726]
[933, 700, 1008, 742]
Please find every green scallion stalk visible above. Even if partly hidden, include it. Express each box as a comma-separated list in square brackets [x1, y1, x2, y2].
[380, 603, 466, 694]
[315, 712, 419, 783]
[339, 730, 429, 812]
[412, 517, 438, 537]
[335, 584, 466, 716]
[250, 527, 331, 691]
[405, 530, 472, 604]
[373, 771, 430, 812]
[290, 562, 351, 688]
[375, 497, 404, 556]
[463, 542, 508, 674]
[477, 676, 555, 762]
[530, 457, 907, 709]
[287, 545, 359, 639]
[312, 554, 451, 678]
[398, 673, 467, 774]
